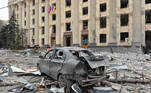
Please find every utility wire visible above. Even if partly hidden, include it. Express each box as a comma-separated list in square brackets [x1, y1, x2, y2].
[0, 6, 8, 10]
[0, 1, 51, 10]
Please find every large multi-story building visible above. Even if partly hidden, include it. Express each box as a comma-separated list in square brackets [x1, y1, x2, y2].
[8, 0, 151, 51]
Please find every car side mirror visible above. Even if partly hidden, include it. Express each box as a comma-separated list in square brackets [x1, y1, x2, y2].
[39, 55, 44, 59]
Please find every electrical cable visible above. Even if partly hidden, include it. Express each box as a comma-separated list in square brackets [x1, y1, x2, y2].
[0, 6, 8, 10]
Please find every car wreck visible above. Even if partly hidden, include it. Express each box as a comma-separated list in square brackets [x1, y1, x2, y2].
[37, 47, 109, 93]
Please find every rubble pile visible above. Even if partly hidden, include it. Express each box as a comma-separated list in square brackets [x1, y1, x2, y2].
[0, 50, 13, 57]
[98, 52, 151, 93]
[0, 49, 151, 93]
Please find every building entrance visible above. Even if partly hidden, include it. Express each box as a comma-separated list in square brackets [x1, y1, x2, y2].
[81, 35, 88, 48]
[66, 36, 71, 46]
[63, 32, 72, 47]
[145, 31, 151, 53]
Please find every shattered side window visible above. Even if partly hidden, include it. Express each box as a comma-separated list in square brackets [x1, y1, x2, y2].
[54, 50, 66, 60]
[80, 50, 94, 57]
[70, 50, 80, 58]
[45, 50, 54, 59]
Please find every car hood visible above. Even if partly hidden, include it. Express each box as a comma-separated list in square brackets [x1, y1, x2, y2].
[83, 56, 109, 69]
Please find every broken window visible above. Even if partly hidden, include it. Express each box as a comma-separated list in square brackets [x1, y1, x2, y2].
[66, 11, 71, 18]
[52, 25, 56, 33]
[100, 34, 107, 43]
[52, 14, 56, 21]
[66, 0, 71, 7]
[46, 50, 54, 59]
[32, 39, 35, 45]
[24, 3, 26, 9]
[66, 22, 71, 31]
[100, 3, 106, 12]
[145, 31, 151, 52]
[17, 14, 19, 18]
[42, 38, 45, 45]
[42, 16, 45, 23]
[83, 7, 88, 15]
[42, 6, 45, 13]
[32, 9, 35, 15]
[120, 14, 129, 26]
[83, 0, 88, 2]
[33, 0, 35, 6]
[83, 20, 88, 30]
[24, 12, 26, 17]
[145, 10, 151, 24]
[54, 50, 65, 59]
[146, 0, 151, 4]
[120, 32, 129, 42]
[32, 28, 35, 35]
[42, 0, 45, 3]
[120, 0, 128, 8]
[42, 26, 45, 35]
[32, 18, 35, 25]
[100, 17, 107, 28]
[24, 21, 26, 26]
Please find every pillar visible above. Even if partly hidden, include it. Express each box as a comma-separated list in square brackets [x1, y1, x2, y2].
[73, 0, 80, 46]
[56, 0, 61, 46]
[18, 2, 23, 29]
[35, 0, 39, 45]
[26, 0, 30, 46]
[8, 5, 13, 19]
[45, 0, 50, 46]
[109, 0, 117, 45]
[88, 0, 96, 46]
[132, 0, 142, 46]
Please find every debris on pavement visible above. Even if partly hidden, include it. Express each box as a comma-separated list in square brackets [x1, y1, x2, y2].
[0, 49, 151, 93]
[50, 87, 64, 93]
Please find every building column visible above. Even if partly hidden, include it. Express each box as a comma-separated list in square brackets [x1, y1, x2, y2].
[56, 0, 61, 46]
[35, 0, 39, 46]
[45, 0, 50, 46]
[73, 0, 79, 46]
[18, 2, 23, 29]
[132, 0, 142, 46]
[88, 0, 96, 46]
[26, 0, 30, 46]
[8, 5, 13, 19]
[109, 0, 117, 45]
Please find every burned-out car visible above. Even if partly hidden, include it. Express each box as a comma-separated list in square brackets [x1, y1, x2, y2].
[37, 47, 109, 93]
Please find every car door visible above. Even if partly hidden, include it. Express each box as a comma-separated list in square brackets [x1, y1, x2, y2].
[49, 49, 66, 79]
[42, 49, 55, 76]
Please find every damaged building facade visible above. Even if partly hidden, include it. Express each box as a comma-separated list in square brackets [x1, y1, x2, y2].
[8, 0, 151, 52]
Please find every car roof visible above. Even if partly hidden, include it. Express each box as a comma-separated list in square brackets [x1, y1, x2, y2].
[52, 47, 87, 51]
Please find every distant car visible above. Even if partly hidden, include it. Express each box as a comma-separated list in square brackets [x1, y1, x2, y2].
[37, 47, 109, 93]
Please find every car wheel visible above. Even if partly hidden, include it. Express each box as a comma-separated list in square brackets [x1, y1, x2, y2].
[58, 75, 66, 88]
[58, 75, 75, 93]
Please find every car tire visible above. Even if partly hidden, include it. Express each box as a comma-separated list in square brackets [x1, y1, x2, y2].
[58, 75, 66, 88]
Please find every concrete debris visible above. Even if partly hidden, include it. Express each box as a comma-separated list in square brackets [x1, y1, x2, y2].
[98, 52, 151, 93]
[93, 87, 113, 91]
[50, 87, 64, 93]
[11, 66, 26, 73]
[15, 54, 21, 57]
[110, 64, 128, 70]
[0, 50, 151, 93]
[0, 63, 41, 77]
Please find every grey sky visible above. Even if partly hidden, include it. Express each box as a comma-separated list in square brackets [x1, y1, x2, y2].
[0, 0, 8, 20]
